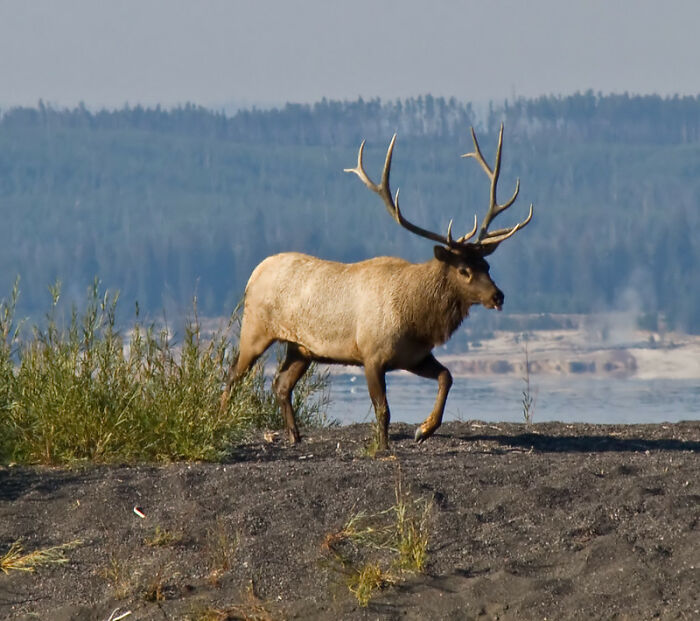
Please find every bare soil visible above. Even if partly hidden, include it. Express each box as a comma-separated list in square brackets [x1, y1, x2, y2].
[1, 421, 699, 620]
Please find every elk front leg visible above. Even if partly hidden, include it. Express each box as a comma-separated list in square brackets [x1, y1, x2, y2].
[410, 354, 452, 443]
[364, 362, 390, 451]
[272, 344, 310, 444]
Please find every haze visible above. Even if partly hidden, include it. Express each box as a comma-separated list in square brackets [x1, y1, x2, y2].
[1, 0, 698, 109]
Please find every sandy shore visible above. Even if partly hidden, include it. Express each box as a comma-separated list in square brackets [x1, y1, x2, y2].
[439, 328, 700, 380]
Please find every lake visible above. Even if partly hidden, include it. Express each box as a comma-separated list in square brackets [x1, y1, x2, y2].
[325, 373, 700, 426]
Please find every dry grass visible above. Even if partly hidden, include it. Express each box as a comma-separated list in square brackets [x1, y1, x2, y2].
[205, 517, 238, 585]
[0, 539, 82, 574]
[189, 581, 275, 620]
[361, 421, 389, 458]
[393, 477, 430, 573]
[346, 562, 393, 607]
[144, 525, 183, 547]
[142, 564, 177, 602]
[321, 471, 432, 606]
[98, 553, 134, 600]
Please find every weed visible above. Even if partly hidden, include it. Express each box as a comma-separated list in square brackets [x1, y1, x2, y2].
[521, 337, 536, 426]
[360, 422, 386, 458]
[144, 525, 183, 547]
[188, 581, 274, 620]
[142, 564, 178, 602]
[143, 576, 166, 602]
[321, 470, 431, 606]
[393, 477, 430, 573]
[99, 553, 134, 600]
[347, 562, 390, 607]
[361, 436, 380, 458]
[205, 517, 238, 585]
[0, 538, 82, 574]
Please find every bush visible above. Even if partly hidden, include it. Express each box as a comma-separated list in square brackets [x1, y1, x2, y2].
[0, 279, 330, 465]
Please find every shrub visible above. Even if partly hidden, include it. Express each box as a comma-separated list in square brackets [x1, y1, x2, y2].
[0, 279, 330, 464]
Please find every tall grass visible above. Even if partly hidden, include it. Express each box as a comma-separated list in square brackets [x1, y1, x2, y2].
[0, 278, 330, 464]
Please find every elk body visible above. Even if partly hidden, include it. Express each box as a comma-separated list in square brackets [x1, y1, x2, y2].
[222, 125, 533, 450]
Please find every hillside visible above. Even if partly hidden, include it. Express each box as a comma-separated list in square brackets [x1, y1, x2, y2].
[1, 94, 699, 332]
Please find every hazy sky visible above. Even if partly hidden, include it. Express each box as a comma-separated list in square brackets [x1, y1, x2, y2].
[1, 1, 698, 110]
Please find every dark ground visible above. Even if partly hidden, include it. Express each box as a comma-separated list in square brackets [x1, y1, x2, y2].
[1, 420, 699, 620]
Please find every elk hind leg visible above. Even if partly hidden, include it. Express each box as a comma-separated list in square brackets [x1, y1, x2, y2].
[410, 354, 452, 443]
[272, 343, 310, 444]
[364, 362, 390, 451]
[220, 325, 274, 411]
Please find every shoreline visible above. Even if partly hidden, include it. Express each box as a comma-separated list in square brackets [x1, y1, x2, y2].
[322, 329, 700, 381]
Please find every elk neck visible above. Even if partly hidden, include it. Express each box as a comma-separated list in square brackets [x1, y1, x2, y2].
[393, 258, 473, 347]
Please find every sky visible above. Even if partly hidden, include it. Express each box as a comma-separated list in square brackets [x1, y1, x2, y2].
[1, 1, 698, 111]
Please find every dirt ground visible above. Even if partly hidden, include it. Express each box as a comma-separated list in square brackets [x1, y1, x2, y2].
[1, 420, 699, 620]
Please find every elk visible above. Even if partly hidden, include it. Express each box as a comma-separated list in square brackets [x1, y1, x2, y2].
[221, 124, 533, 450]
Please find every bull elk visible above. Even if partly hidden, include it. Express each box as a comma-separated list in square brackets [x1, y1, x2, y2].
[222, 124, 533, 450]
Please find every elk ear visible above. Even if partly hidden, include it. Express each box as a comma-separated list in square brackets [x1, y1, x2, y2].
[433, 245, 451, 263]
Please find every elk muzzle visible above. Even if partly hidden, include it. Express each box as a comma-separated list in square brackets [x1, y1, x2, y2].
[487, 287, 504, 311]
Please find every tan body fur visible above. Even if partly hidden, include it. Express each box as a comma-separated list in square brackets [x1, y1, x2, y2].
[244, 252, 473, 365]
[223, 249, 503, 449]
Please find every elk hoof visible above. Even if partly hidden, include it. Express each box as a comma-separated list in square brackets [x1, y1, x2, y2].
[414, 427, 425, 443]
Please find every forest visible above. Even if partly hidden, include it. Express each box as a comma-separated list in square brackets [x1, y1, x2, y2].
[0, 92, 698, 335]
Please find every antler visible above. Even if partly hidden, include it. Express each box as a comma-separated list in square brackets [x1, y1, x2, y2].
[345, 124, 532, 254]
[461, 123, 533, 248]
[344, 135, 478, 248]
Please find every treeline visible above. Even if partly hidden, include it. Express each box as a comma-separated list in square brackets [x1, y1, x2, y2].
[2, 96, 477, 147]
[5, 91, 699, 146]
[0, 93, 698, 334]
[504, 91, 700, 145]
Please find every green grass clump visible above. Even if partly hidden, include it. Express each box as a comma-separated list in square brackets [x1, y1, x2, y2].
[0, 278, 330, 465]
[347, 562, 390, 607]
[321, 472, 431, 606]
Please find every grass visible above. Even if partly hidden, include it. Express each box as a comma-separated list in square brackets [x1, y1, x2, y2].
[144, 525, 183, 547]
[99, 553, 133, 600]
[521, 337, 536, 426]
[393, 476, 430, 572]
[0, 277, 331, 465]
[361, 423, 383, 458]
[346, 562, 391, 607]
[205, 517, 238, 585]
[143, 569, 168, 602]
[0, 539, 83, 574]
[188, 581, 274, 621]
[321, 471, 431, 606]
[142, 563, 178, 602]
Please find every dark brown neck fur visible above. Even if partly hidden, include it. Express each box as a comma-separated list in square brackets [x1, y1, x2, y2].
[392, 259, 472, 347]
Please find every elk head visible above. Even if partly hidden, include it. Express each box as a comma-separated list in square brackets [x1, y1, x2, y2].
[344, 123, 533, 312]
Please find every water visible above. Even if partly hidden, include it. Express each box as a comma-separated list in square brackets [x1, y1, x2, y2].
[327, 373, 700, 426]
